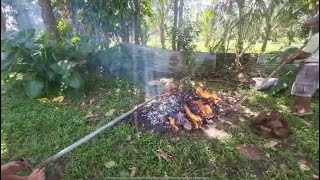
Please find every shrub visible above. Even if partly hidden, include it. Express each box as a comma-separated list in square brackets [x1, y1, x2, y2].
[1, 29, 86, 98]
[176, 20, 200, 66]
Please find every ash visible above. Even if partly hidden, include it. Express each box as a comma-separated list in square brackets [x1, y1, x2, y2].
[141, 93, 184, 125]
[140, 90, 218, 128]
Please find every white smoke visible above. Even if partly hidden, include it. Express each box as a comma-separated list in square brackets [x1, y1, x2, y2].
[2, 0, 44, 32]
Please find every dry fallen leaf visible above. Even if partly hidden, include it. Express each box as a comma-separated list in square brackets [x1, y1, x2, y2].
[236, 144, 263, 160]
[104, 161, 117, 169]
[265, 153, 270, 158]
[264, 140, 278, 150]
[105, 109, 116, 117]
[125, 135, 132, 141]
[238, 117, 247, 122]
[129, 167, 138, 177]
[85, 111, 94, 118]
[312, 174, 319, 179]
[298, 160, 311, 172]
[280, 164, 287, 170]
[89, 99, 95, 105]
[38, 98, 50, 103]
[154, 149, 172, 161]
[52, 96, 64, 102]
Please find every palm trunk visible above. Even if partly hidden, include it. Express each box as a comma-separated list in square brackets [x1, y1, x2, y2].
[160, 24, 166, 49]
[172, 0, 178, 50]
[261, 24, 271, 53]
[133, 0, 141, 45]
[38, 0, 60, 40]
[177, 0, 184, 50]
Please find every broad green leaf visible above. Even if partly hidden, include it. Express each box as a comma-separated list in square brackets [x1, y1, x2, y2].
[14, 29, 35, 44]
[71, 35, 81, 43]
[65, 72, 83, 89]
[24, 80, 44, 98]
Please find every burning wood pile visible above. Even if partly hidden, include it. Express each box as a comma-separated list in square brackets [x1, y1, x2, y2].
[136, 86, 220, 133]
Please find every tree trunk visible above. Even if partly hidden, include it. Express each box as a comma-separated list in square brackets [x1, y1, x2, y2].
[141, 23, 146, 45]
[177, 0, 184, 50]
[160, 24, 166, 49]
[172, 0, 178, 50]
[38, 0, 60, 40]
[126, 23, 130, 43]
[219, 23, 230, 52]
[178, 0, 184, 28]
[133, 0, 141, 45]
[261, 24, 271, 53]
[1, 8, 6, 35]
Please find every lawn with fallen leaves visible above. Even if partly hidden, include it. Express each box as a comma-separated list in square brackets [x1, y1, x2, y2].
[1, 75, 319, 179]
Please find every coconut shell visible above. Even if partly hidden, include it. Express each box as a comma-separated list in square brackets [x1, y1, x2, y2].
[251, 113, 268, 125]
[279, 118, 289, 128]
[269, 110, 280, 121]
[252, 125, 272, 138]
[266, 120, 284, 129]
[272, 128, 290, 138]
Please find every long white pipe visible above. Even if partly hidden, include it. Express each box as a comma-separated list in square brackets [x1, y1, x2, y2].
[36, 97, 158, 168]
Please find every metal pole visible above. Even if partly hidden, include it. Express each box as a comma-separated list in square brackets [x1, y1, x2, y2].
[36, 96, 159, 169]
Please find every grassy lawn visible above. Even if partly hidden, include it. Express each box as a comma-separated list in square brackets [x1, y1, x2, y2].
[1, 76, 319, 179]
[147, 37, 303, 54]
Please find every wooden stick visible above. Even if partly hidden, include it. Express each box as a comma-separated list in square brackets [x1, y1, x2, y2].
[35, 96, 160, 169]
[22, 158, 34, 171]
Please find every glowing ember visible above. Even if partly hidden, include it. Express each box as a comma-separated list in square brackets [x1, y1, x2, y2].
[138, 87, 219, 133]
[192, 100, 213, 118]
[183, 104, 202, 129]
[196, 86, 219, 104]
[168, 117, 179, 133]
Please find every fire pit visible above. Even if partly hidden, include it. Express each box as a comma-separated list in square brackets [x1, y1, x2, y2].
[135, 86, 220, 133]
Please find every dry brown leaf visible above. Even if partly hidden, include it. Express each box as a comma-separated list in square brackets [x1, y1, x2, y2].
[272, 128, 290, 138]
[266, 120, 283, 128]
[298, 160, 311, 172]
[312, 174, 319, 180]
[129, 167, 138, 177]
[238, 117, 247, 122]
[125, 135, 132, 141]
[154, 150, 172, 161]
[264, 140, 278, 150]
[280, 164, 287, 170]
[265, 153, 270, 158]
[85, 111, 94, 118]
[52, 96, 64, 102]
[236, 144, 263, 160]
[105, 109, 116, 117]
[89, 99, 95, 105]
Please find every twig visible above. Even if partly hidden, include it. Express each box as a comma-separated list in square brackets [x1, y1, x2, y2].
[21, 158, 34, 171]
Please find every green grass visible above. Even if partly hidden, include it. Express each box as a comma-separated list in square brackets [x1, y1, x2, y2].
[147, 37, 303, 54]
[1, 76, 319, 179]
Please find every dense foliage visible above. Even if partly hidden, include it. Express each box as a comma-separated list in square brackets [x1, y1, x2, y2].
[1, 29, 89, 98]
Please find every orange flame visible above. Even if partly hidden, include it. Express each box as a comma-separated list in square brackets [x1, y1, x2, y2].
[193, 100, 213, 118]
[168, 117, 179, 133]
[196, 86, 219, 103]
[183, 104, 202, 129]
